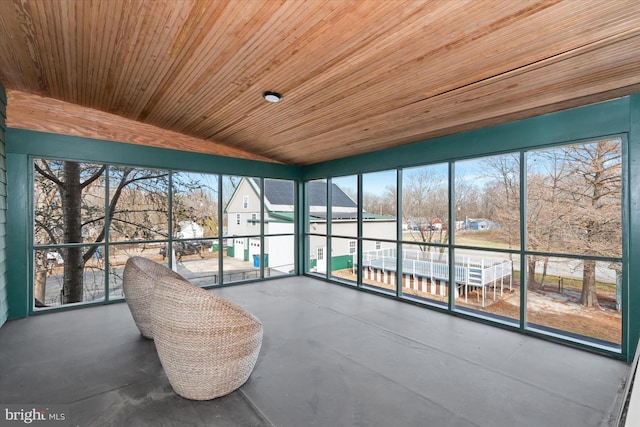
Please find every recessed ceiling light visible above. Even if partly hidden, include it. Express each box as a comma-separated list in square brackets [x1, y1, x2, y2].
[263, 91, 283, 103]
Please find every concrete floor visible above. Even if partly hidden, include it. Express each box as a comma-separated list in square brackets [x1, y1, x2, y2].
[0, 276, 631, 427]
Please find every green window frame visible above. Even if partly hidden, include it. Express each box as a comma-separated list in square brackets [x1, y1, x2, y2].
[304, 134, 628, 358]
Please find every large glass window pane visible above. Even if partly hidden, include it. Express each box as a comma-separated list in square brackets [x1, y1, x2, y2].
[109, 166, 169, 242]
[362, 170, 397, 240]
[172, 172, 219, 239]
[526, 256, 621, 347]
[453, 248, 519, 325]
[402, 163, 449, 244]
[33, 160, 107, 246]
[330, 237, 357, 285]
[455, 154, 520, 249]
[171, 173, 221, 287]
[307, 179, 328, 235]
[331, 175, 358, 237]
[263, 178, 295, 236]
[361, 239, 397, 295]
[223, 237, 260, 284]
[224, 176, 260, 237]
[265, 235, 295, 277]
[33, 160, 109, 308]
[223, 176, 262, 283]
[400, 243, 448, 308]
[34, 246, 106, 309]
[526, 139, 622, 257]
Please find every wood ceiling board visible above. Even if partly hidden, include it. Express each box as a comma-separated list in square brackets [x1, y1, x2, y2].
[264, 30, 640, 164]
[139, 1, 425, 140]
[5, 90, 280, 163]
[1, 0, 639, 166]
[188, 2, 640, 156]
[174, 2, 526, 142]
[135, 1, 285, 123]
[152, 1, 330, 133]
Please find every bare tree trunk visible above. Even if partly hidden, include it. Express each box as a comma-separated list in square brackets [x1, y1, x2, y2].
[438, 229, 448, 262]
[527, 257, 538, 288]
[62, 161, 84, 303]
[540, 257, 549, 287]
[581, 259, 599, 307]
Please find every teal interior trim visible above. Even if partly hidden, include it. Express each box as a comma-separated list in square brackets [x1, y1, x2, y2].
[519, 151, 527, 332]
[7, 128, 302, 180]
[303, 97, 631, 179]
[6, 153, 29, 318]
[296, 180, 304, 275]
[627, 94, 640, 362]
[0, 82, 7, 327]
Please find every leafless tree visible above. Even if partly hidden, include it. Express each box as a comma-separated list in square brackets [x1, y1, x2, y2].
[526, 139, 622, 306]
[526, 150, 572, 288]
[362, 189, 395, 217]
[484, 154, 520, 249]
[560, 140, 622, 306]
[34, 160, 170, 304]
[402, 166, 448, 246]
[173, 173, 219, 237]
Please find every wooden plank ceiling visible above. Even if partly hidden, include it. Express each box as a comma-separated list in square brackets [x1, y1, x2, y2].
[1, 0, 639, 165]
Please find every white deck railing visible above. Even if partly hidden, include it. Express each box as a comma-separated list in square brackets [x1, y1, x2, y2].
[362, 249, 513, 307]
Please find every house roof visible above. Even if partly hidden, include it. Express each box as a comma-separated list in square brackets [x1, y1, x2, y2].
[1, 1, 639, 165]
[253, 178, 356, 209]
[260, 179, 295, 206]
[242, 178, 393, 222]
[307, 182, 357, 209]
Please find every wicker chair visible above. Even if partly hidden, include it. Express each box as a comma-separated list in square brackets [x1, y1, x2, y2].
[122, 256, 188, 339]
[150, 277, 263, 400]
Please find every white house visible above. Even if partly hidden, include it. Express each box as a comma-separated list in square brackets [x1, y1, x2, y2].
[225, 178, 296, 273]
[176, 220, 204, 239]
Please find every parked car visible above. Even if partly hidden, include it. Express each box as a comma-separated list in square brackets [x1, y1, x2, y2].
[159, 242, 204, 262]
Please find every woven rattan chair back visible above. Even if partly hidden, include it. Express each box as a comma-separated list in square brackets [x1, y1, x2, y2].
[122, 256, 187, 339]
[151, 277, 263, 400]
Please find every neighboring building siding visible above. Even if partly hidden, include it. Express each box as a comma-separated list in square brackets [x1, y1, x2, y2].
[0, 84, 7, 327]
[226, 179, 261, 237]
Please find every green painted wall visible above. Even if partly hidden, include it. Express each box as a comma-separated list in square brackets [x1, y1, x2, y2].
[6, 152, 27, 319]
[0, 84, 7, 326]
